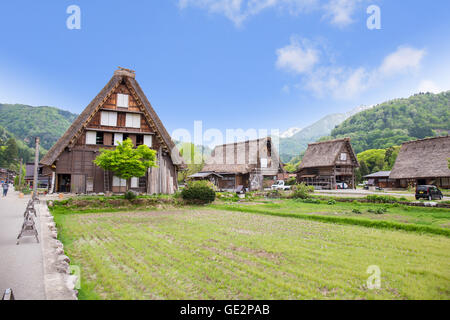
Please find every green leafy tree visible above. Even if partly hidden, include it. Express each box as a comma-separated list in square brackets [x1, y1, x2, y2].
[178, 142, 206, 183]
[93, 138, 157, 190]
[4, 138, 19, 165]
[359, 160, 370, 177]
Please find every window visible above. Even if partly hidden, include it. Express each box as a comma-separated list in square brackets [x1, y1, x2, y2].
[86, 131, 97, 145]
[117, 94, 129, 108]
[136, 135, 144, 146]
[340, 153, 347, 161]
[260, 158, 268, 168]
[114, 133, 123, 146]
[96, 132, 104, 145]
[144, 135, 152, 147]
[125, 113, 141, 128]
[131, 177, 139, 188]
[100, 111, 117, 126]
[112, 176, 126, 187]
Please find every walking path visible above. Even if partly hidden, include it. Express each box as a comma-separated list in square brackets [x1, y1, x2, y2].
[0, 187, 46, 300]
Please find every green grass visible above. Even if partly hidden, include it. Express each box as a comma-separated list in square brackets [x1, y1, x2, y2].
[53, 207, 450, 300]
[211, 199, 450, 232]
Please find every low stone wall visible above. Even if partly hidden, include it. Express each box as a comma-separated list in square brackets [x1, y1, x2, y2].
[38, 202, 78, 300]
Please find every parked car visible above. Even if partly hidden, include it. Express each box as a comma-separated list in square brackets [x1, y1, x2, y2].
[271, 180, 291, 191]
[336, 182, 348, 189]
[415, 185, 443, 200]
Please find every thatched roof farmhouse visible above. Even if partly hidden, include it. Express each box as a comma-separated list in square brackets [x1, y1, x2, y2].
[296, 138, 359, 189]
[190, 137, 283, 191]
[389, 136, 450, 188]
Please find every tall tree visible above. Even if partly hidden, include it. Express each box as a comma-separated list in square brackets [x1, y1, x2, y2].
[4, 138, 18, 165]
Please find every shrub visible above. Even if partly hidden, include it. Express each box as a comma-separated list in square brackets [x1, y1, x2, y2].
[285, 177, 297, 186]
[352, 208, 362, 214]
[291, 183, 314, 199]
[22, 184, 32, 195]
[181, 180, 216, 204]
[368, 207, 388, 215]
[366, 195, 398, 203]
[124, 190, 137, 201]
[327, 199, 336, 205]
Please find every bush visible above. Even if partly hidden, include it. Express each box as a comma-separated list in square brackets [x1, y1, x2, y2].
[368, 207, 388, 215]
[181, 180, 216, 204]
[124, 190, 137, 201]
[352, 208, 362, 214]
[285, 177, 297, 186]
[22, 184, 32, 195]
[294, 198, 321, 204]
[327, 199, 336, 205]
[291, 183, 314, 199]
[366, 195, 398, 203]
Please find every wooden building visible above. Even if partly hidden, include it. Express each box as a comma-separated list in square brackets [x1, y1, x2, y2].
[389, 136, 450, 188]
[190, 137, 284, 191]
[296, 138, 359, 189]
[25, 163, 51, 190]
[363, 171, 396, 188]
[40, 68, 185, 194]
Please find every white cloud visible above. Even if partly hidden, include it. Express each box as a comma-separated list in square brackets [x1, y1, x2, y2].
[379, 47, 426, 76]
[322, 0, 359, 27]
[418, 80, 442, 94]
[276, 38, 427, 99]
[179, 0, 363, 27]
[276, 37, 319, 74]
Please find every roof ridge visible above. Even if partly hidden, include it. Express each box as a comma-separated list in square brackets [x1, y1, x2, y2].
[401, 135, 449, 145]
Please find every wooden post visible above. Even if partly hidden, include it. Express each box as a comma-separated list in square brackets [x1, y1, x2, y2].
[33, 137, 40, 199]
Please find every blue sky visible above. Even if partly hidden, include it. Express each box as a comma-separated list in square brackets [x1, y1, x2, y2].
[1, 0, 449, 137]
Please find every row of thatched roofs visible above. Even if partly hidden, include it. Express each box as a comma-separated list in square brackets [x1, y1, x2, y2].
[39, 68, 449, 179]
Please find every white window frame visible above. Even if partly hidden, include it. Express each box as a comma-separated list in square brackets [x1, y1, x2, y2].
[101, 111, 117, 126]
[117, 94, 129, 108]
[143, 135, 152, 147]
[340, 153, 347, 161]
[114, 133, 123, 146]
[131, 177, 139, 188]
[125, 113, 141, 128]
[86, 131, 97, 145]
[112, 176, 126, 187]
[260, 158, 268, 168]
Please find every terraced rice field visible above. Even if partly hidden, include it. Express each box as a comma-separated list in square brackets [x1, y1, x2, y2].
[55, 209, 450, 300]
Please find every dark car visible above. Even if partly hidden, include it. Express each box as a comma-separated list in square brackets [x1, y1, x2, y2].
[415, 185, 443, 200]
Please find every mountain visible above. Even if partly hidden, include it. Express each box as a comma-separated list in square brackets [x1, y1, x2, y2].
[278, 127, 302, 138]
[279, 105, 372, 162]
[0, 104, 78, 151]
[330, 91, 450, 154]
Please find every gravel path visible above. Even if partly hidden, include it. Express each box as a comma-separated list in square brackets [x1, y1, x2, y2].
[0, 187, 46, 300]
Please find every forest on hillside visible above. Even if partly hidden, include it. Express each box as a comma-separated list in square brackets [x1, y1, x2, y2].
[0, 104, 77, 151]
[329, 91, 450, 154]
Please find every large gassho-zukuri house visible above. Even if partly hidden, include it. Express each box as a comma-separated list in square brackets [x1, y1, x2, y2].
[189, 137, 284, 191]
[389, 136, 450, 188]
[296, 138, 359, 189]
[40, 68, 185, 194]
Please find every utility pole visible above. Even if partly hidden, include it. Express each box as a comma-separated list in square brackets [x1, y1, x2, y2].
[18, 158, 23, 190]
[32, 137, 40, 199]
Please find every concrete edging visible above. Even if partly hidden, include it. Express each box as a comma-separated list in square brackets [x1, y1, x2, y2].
[38, 202, 78, 300]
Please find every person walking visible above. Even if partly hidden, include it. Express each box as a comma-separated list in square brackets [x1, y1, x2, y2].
[2, 180, 9, 197]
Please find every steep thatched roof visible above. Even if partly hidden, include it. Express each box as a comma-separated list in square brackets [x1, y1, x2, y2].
[389, 136, 450, 179]
[40, 69, 184, 167]
[363, 171, 391, 179]
[298, 138, 359, 169]
[201, 137, 282, 175]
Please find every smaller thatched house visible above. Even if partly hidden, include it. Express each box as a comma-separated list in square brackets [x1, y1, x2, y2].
[190, 137, 283, 191]
[389, 136, 450, 188]
[25, 163, 51, 190]
[296, 138, 359, 189]
[363, 171, 395, 188]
